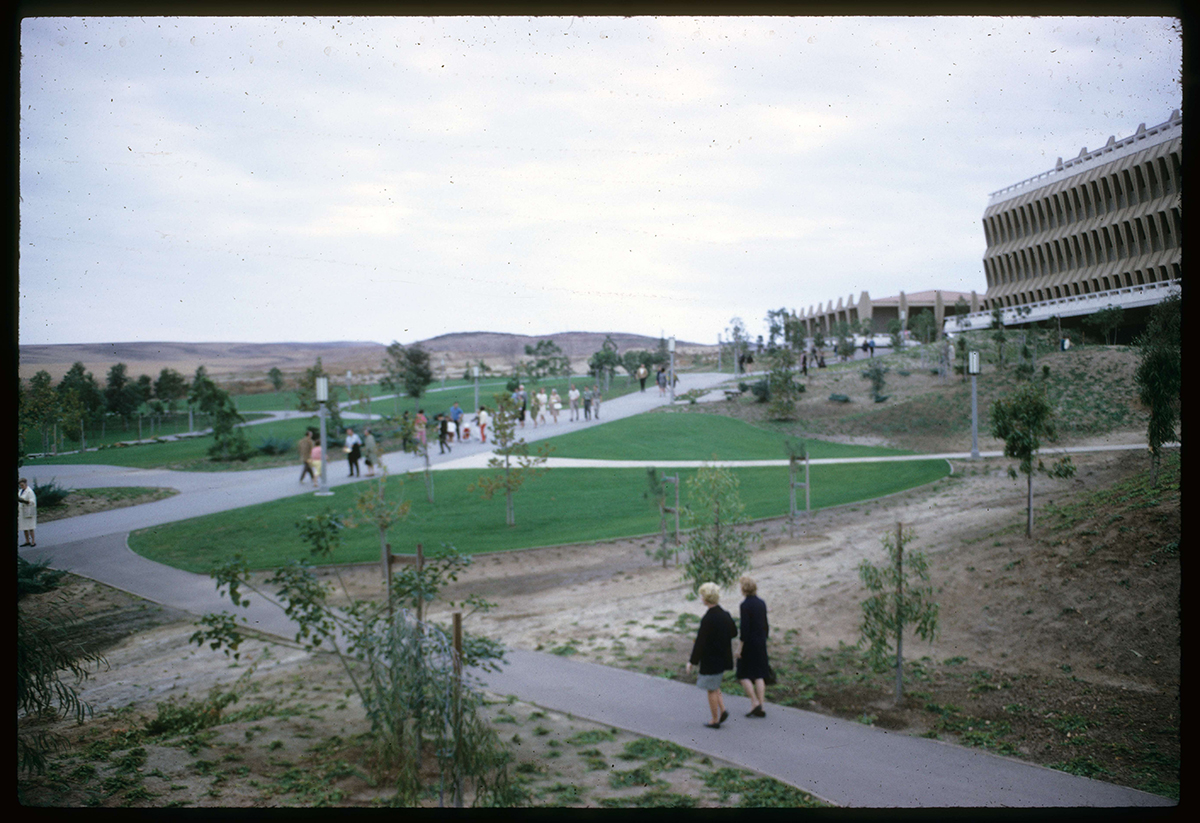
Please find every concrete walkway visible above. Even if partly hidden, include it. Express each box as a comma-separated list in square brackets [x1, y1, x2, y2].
[19, 371, 1174, 808]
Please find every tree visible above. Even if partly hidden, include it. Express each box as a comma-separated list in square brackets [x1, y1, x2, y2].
[192, 372, 253, 461]
[1133, 293, 1181, 487]
[296, 357, 343, 431]
[886, 319, 903, 351]
[681, 464, 756, 593]
[857, 524, 939, 704]
[21, 371, 59, 455]
[765, 346, 802, 419]
[644, 468, 680, 568]
[382, 342, 434, 414]
[348, 469, 412, 590]
[587, 335, 621, 390]
[989, 383, 1076, 537]
[18, 556, 107, 776]
[910, 309, 937, 345]
[861, 361, 890, 401]
[154, 367, 188, 413]
[105, 363, 141, 425]
[989, 307, 1008, 369]
[1084, 305, 1125, 345]
[267, 366, 285, 392]
[727, 318, 751, 374]
[522, 339, 570, 383]
[468, 392, 551, 527]
[953, 297, 971, 329]
[191, 517, 521, 806]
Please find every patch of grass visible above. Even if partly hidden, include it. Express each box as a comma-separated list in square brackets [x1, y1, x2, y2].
[617, 737, 691, 770]
[608, 765, 668, 790]
[130, 461, 949, 572]
[599, 788, 698, 808]
[567, 729, 618, 746]
[702, 767, 824, 808]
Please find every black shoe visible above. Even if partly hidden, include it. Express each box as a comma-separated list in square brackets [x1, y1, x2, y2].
[719, 710, 729, 724]
[704, 722, 722, 729]
[751, 706, 766, 717]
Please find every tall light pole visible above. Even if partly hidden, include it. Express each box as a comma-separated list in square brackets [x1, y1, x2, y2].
[968, 351, 981, 459]
[668, 336, 676, 402]
[316, 376, 333, 496]
[472, 365, 480, 412]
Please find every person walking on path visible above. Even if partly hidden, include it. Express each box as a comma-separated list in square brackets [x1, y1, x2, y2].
[297, 430, 315, 485]
[549, 389, 562, 424]
[514, 385, 529, 429]
[18, 477, 37, 548]
[582, 385, 593, 420]
[362, 428, 378, 476]
[686, 582, 738, 728]
[309, 438, 323, 488]
[344, 427, 363, 477]
[477, 406, 491, 444]
[437, 414, 454, 454]
[637, 363, 649, 391]
[414, 410, 428, 448]
[568, 384, 580, 421]
[735, 576, 770, 718]
[535, 387, 549, 428]
[591, 384, 602, 419]
[449, 402, 464, 441]
[656, 366, 668, 396]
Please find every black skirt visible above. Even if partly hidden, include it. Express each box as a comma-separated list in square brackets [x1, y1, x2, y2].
[736, 642, 770, 681]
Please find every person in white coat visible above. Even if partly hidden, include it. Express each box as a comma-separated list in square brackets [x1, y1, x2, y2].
[18, 478, 37, 548]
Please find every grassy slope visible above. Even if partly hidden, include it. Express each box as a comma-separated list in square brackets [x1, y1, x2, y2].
[129, 460, 949, 572]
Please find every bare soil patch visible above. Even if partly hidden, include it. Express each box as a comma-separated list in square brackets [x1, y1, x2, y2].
[36, 487, 180, 524]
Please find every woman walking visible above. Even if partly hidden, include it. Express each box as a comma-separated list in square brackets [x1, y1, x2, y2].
[736, 576, 771, 717]
[18, 477, 37, 547]
[363, 428, 378, 476]
[549, 389, 562, 424]
[686, 582, 738, 728]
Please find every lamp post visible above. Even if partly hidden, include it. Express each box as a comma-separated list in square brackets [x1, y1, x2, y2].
[968, 351, 981, 459]
[316, 376, 333, 496]
[472, 365, 480, 413]
[668, 336, 676, 402]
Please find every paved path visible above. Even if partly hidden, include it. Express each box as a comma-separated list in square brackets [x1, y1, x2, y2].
[19, 371, 1174, 808]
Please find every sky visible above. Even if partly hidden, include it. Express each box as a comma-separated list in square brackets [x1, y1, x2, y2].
[18, 15, 1182, 347]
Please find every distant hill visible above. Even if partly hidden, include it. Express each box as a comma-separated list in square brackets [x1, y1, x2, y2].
[18, 332, 712, 385]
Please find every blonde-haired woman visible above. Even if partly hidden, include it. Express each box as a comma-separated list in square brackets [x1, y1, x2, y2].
[736, 576, 770, 717]
[686, 582, 738, 728]
[18, 478, 37, 548]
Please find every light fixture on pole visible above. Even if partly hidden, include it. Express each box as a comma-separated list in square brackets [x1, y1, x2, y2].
[968, 351, 981, 459]
[316, 376, 333, 496]
[472, 365, 480, 413]
[668, 336, 676, 402]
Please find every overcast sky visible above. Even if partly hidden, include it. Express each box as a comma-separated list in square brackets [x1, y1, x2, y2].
[18, 15, 1181, 347]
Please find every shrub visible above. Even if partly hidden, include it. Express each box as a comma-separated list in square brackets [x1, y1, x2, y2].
[33, 478, 71, 508]
[256, 435, 294, 456]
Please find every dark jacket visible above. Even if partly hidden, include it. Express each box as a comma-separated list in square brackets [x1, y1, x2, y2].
[739, 594, 769, 647]
[690, 605, 738, 675]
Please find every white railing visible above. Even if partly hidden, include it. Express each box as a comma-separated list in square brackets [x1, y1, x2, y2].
[944, 280, 1180, 334]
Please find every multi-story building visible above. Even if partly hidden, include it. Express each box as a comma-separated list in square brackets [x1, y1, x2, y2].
[954, 110, 1181, 334]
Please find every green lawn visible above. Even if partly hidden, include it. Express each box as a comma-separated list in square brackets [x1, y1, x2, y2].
[535, 412, 914, 461]
[128, 461, 950, 573]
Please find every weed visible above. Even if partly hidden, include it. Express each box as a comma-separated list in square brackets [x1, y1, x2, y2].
[567, 729, 618, 746]
[609, 765, 667, 790]
[618, 737, 691, 770]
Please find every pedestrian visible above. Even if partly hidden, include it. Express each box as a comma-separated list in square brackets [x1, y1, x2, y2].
[582, 385, 593, 420]
[297, 429, 315, 485]
[591, 384, 602, 419]
[514, 385, 528, 428]
[437, 414, 453, 454]
[869, 339, 876, 357]
[18, 477, 37, 548]
[657, 366, 667, 396]
[310, 437, 323, 487]
[736, 576, 771, 718]
[414, 409, 428, 447]
[568, 384, 580, 421]
[535, 386, 548, 427]
[637, 363, 649, 391]
[344, 427, 363, 477]
[400, 411, 412, 452]
[449, 402, 464, 441]
[477, 406, 491, 444]
[549, 389, 562, 424]
[800, 351, 808, 377]
[686, 582, 738, 728]
[363, 428, 378, 476]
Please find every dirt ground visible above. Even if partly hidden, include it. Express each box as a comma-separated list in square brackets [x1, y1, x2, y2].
[18, 348, 1180, 807]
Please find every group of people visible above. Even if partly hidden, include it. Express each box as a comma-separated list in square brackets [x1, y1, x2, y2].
[687, 576, 772, 728]
[297, 426, 379, 486]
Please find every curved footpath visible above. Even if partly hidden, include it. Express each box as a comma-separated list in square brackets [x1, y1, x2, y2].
[19, 371, 1172, 808]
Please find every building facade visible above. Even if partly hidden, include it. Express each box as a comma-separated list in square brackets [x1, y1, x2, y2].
[971, 111, 1181, 326]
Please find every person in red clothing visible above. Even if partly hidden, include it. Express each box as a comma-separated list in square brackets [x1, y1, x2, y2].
[686, 582, 738, 728]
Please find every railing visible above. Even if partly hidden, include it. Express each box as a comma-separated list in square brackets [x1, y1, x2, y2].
[944, 280, 1180, 333]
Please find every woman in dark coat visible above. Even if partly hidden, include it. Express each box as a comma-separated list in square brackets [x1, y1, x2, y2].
[686, 582, 738, 728]
[736, 576, 770, 717]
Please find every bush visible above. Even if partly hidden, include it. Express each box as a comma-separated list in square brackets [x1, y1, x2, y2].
[33, 478, 71, 508]
[256, 435, 294, 456]
[828, 394, 851, 403]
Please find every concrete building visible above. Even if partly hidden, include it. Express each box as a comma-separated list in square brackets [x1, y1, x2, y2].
[800, 289, 979, 339]
[953, 110, 1182, 334]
